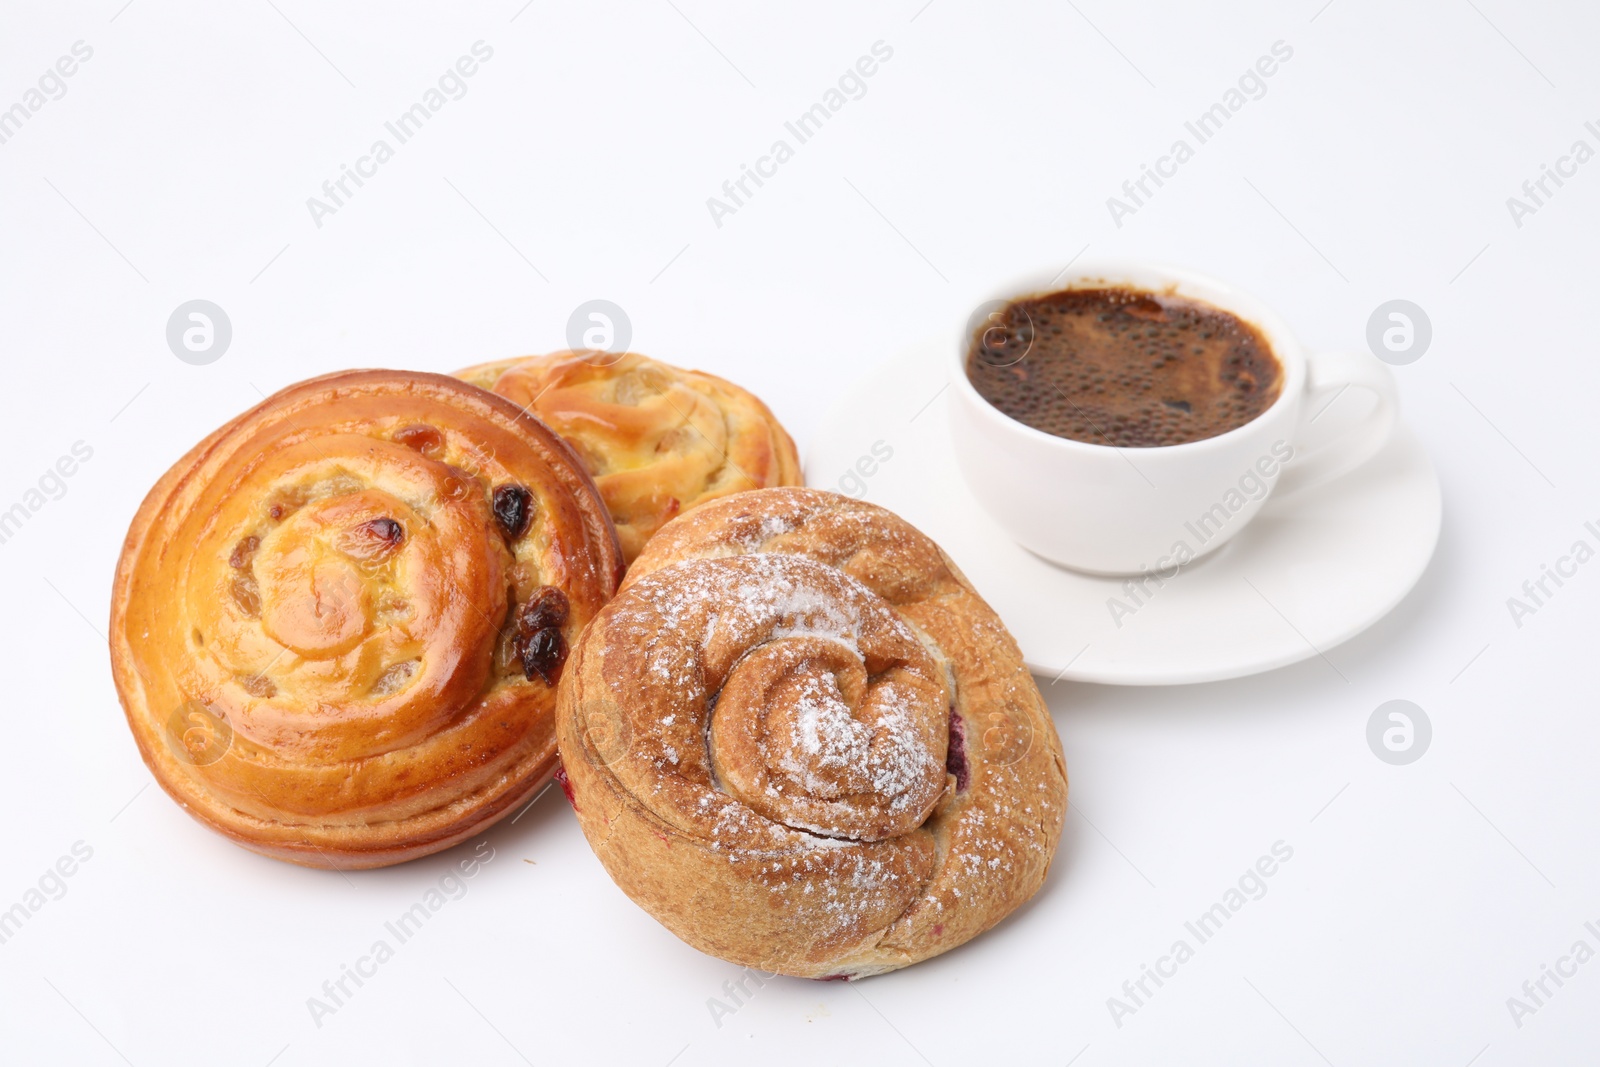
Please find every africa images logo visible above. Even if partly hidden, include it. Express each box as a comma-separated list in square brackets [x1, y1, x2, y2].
[305, 42, 495, 228]
[705, 41, 894, 228]
[1105, 40, 1294, 227]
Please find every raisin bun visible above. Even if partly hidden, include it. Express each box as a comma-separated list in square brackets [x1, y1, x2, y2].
[110, 370, 623, 868]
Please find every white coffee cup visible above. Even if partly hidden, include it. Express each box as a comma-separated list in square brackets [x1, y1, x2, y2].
[948, 261, 1399, 576]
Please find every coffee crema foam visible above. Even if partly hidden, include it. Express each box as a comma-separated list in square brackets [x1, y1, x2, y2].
[966, 287, 1283, 448]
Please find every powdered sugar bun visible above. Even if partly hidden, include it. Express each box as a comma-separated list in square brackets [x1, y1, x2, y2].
[557, 487, 1067, 978]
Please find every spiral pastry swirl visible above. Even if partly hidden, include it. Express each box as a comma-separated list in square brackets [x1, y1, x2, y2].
[456, 352, 802, 564]
[111, 370, 623, 868]
[558, 488, 1066, 978]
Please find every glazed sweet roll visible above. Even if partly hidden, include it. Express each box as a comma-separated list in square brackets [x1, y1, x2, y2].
[110, 370, 623, 868]
[456, 352, 801, 564]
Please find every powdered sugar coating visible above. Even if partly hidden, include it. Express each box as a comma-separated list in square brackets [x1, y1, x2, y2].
[599, 553, 949, 846]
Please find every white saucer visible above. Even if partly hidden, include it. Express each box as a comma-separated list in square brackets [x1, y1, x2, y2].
[805, 339, 1442, 685]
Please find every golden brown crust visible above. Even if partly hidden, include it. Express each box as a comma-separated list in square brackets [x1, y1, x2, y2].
[454, 352, 802, 564]
[110, 370, 623, 869]
[557, 487, 1067, 977]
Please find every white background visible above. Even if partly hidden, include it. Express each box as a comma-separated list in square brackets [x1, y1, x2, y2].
[2, 1, 1597, 1064]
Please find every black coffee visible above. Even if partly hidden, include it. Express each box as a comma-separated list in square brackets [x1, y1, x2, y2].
[966, 287, 1282, 448]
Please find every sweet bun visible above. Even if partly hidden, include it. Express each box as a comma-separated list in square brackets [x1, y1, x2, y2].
[556, 487, 1067, 977]
[456, 352, 801, 564]
[110, 370, 623, 868]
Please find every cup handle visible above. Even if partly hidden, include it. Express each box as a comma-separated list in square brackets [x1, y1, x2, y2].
[1272, 351, 1399, 501]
